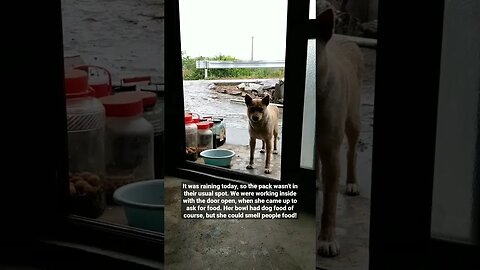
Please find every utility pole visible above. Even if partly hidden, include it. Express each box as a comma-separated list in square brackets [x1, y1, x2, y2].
[251, 36, 254, 61]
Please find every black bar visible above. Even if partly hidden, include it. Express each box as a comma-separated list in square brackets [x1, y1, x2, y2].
[165, 0, 188, 174]
[368, 0, 445, 269]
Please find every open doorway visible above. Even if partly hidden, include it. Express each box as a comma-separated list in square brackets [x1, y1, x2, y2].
[179, 0, 287, 181]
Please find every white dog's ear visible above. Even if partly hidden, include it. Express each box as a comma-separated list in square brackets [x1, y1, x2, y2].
[245, 94, 253, 106]
[316, 8, 334, 42]
[261, 95, 270, 106]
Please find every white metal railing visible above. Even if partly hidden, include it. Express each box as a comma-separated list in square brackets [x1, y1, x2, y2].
[195, 60, 285, 69]
[195, 60, 285, 79]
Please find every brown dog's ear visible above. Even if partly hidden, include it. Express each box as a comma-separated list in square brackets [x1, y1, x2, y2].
[315, 8, 334, 42]
[245, 94, 253, 106]
[261, 94, 270, 106]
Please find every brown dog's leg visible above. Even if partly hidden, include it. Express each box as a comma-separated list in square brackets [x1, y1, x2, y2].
[246, 137, 256, 169]
[260, 140, 266, 154]
[345, 117, 360, 195]
[272, 128, 278, 155]
[317, 143, 341, 257]
[264, 138, 272, 174]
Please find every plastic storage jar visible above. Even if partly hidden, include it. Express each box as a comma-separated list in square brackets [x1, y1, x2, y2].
[185, 114, 198, 161]
[64, 69, 106, 218]
[118, 91, 165, 179]
[139, 91, 164, 179]
[136, 91, 162, 135]
[139, 85, 165, 179]
[196, 122, 213, 154]
[100, 93, 154, 203]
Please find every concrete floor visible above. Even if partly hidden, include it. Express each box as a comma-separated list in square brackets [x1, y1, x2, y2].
[164, 177, 316, 270]
[196, 143, 282, 181]
[316, 190, 370, 270]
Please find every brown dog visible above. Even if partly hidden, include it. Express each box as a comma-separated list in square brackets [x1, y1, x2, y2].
[315, 8, 364, 257]
[245, 94, 279, 174]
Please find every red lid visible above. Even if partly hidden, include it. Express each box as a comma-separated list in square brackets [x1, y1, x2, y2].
[208, 121, 214, 128]
[185, 114, 193, 123]
[196, 122, 210, 130]
[138, 91, 157, 107]
[99, 93, 143, 117]
[188, 113, 200, 123]
[116, 91, 157, 108]
[64, 69, 90, 98]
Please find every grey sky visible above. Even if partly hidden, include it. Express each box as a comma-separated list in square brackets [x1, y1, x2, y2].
[179, 0, 288, 60]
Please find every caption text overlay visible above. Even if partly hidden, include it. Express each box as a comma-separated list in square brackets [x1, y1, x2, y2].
[181, 182, 298, 219]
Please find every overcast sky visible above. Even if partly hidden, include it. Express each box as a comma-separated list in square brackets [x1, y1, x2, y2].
[179, 0, 288, 60]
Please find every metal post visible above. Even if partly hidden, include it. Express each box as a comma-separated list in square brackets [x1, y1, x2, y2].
[251, 36, 254, 61]
[204, 60, 208, 79]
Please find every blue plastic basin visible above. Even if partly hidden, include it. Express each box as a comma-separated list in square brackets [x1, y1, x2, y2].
[113, 179, 164, 232]
[200, 149, 236, 167]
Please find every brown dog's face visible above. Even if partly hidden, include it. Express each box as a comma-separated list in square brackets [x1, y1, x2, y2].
[245, 94, 270, 123]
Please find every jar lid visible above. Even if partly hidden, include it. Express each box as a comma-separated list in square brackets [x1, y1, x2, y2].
[209, 122, 214, 128]
[192, 114, 200, 123]
[185, 114, 193, 123]
[213, 119, 222, 123]
[64, 69, 90, 98]
[99, 93, 143, 117]
[138, 91, 157, 107]
[196, 122, 210, 130]
[116, 91, 157, 108]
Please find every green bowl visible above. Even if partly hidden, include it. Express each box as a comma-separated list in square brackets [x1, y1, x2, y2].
[113, 179, 164, 232]
[200, 149, 236, 167]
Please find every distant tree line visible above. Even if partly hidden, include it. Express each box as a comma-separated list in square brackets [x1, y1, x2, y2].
[182, 52, 284, 80]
